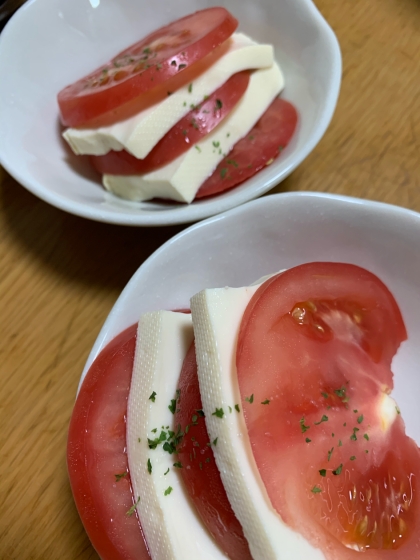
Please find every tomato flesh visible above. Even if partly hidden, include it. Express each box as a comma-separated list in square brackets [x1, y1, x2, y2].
[174, 342, 252, 560]
[58, 8, 238, 127]
[237, 263, 420, 558]
[90, 71, 250, 175]
[195, 97, 298, 199]
[67, 325, 150, 560]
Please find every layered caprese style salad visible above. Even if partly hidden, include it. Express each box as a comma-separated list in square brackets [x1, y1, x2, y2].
[58, 8, 297, 204]
[68, 262, 420, 560]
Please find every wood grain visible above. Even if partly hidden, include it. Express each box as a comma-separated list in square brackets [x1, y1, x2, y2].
[1, 0, 420, 558]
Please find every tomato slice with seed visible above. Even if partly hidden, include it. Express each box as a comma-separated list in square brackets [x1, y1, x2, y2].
[237, 263, 420, 557]
[58, 8, 238, 127]
[67, 325, 150, 560]
[90, 71, 250, 175]
[174, 342, 252, 560]
[195, 97, 298, 199]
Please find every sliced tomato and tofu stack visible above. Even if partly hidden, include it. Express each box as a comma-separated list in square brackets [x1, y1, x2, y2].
[58, 8, 297, 204]
[67, 262, 420, 559]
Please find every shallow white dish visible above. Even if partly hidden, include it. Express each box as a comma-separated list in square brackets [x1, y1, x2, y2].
[80, 192, 420, 442]
[0, 0, 341, 226]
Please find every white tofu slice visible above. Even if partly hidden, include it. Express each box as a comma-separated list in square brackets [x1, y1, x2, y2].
[126, 310, 227, 560]
[190, 283, 326, 560]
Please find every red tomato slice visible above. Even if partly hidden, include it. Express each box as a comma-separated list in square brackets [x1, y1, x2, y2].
[237, 263, 420, 557]
[195, 97, 298, 199]
[174, 342, 252, 560]
[67, 324, 150, 560]
[90, 71, 250, 175]
[58, 8, 238, 127]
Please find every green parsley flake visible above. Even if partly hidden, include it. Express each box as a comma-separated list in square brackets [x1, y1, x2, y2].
[311, 486, 322, 494]
[357, 415, 364, 424]
[196, 409, 205, 417]
[195, 145, 201, 153]
[188, 83, 193, 93]
[226, 159, 238, 167]
[261, 399, 270, 405]
[148, 438, 159, 449]
[396, 406, 401, 414]
[168, 399, 177, 414]
[173, 461, 183, 468]
[338, 439, 343, 447]
[164, 487, 173, 496]
[350, 427, 360, 441]
[149, 391, 157, 402]
[147, 459, 152, 474]
[314, 415, 329, 425]
[215, 99, 223, 109]
[235, 404, 240, 413]
[115, 472, 127, 482]
[220, 168, 227, 179]
[321, 392, 329, 399]
[364, 433, 370, 441]
[334, 387, 346, 398]
[350, 456, 356, 461]
[300, 417, 310, 433]
[332, 464, 343, 476]
[164, 468, 170, 475]
[163, 441, 176, 454]
[213, 437, 218, 446]
[213, 141, 220, 148]
[327, 447, 334, 461]
[245, 394, 254, 404]
[126, 496, 140, 516]
[305, 437, 311, 443]
[192, 414, 198, 423]
[319, 469, 327, 477]
[212, 408, 224, 418]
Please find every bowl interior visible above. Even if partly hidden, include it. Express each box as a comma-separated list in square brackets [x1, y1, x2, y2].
[0, 0, 340, 225]
[81, 193, 420, 443]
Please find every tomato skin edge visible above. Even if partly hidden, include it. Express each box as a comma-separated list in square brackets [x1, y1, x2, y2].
[67, 324, 150, 560]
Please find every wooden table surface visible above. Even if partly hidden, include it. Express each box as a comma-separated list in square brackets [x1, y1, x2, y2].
[1, 0, 420, 558]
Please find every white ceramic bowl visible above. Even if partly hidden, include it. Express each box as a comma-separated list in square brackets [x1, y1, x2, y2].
[80, 192, 420, 443]
[0, 0, 341, 226]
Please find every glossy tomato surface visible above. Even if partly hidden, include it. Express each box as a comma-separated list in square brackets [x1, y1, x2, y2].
[195, 97, 298, 199]
[174, 342, 252, 560]
[67, 324, 150, 560]
[58, 8, 238, 127]
[236, 263, 420, 558]
[90, 71, 250, 175]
